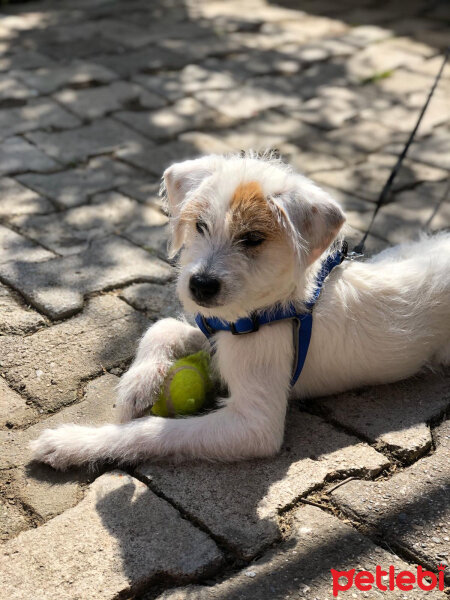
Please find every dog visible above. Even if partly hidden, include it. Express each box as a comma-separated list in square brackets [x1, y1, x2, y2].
[31, 153, 450, 469]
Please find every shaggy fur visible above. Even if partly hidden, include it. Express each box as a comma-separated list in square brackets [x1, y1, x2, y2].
[31, 154, 450, 469]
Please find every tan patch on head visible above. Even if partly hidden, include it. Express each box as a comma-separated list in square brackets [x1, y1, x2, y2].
[228, 181, 281, 240]
[177, 196, 207, 227]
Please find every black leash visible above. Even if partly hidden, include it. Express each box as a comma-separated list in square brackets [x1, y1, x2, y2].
[351, 47, 449, 257]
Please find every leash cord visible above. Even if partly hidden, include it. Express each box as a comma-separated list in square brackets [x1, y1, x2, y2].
[352, 47, 449, 256]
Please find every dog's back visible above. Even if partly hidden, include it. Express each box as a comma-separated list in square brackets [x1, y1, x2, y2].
[297, 232, 450, 399]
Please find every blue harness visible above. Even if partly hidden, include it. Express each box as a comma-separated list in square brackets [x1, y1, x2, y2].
[195, 243, 347, 388]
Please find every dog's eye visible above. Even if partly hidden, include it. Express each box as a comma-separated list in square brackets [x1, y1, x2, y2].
[196, 219, 207, 235]
[241, 232, 265, 248]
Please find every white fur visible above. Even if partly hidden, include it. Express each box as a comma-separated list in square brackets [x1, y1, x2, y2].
[31, 154, 450, 470]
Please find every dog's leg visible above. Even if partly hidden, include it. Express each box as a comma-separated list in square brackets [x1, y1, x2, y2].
[31, 322, 293, 470]
[117, 318, 205, 422]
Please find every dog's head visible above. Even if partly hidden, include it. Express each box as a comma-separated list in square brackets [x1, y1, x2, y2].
[163, 153, 345, 321]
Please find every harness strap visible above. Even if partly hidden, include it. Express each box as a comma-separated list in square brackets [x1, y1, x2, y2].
[195, 243, 347, 387]
[290, 313, 312, 387]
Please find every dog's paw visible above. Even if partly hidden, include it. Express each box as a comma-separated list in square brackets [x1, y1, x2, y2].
[117, 361, 167, 423]
[29, 425, 88, 471]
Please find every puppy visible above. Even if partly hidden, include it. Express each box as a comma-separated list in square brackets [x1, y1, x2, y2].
[31, 153, 450, 469]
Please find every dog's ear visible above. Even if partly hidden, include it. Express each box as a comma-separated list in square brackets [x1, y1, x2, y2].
[163, 156, 217, 255]
[163, 156, 216, 218]
[271, 178, 345, 265]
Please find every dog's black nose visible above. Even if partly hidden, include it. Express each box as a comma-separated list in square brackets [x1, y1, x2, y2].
[189, 274, 221, 303]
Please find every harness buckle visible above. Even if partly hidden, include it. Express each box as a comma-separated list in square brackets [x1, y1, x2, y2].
[345, 251, 365, 260]
[230, 313, 260, 335]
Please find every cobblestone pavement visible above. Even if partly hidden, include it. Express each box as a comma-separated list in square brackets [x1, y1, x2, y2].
[0, 0, 449, 598]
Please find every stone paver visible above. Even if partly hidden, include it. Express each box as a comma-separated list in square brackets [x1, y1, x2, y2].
[116, 138, 196, 176]
[316, 369, 450, 462]
[285, 86, 365, 130]
[333, 418, 450, 581]
[120, 282, 181, 320]
[115, 96, 229, 142]
[0, 74, 36, 101]
[195, 85, 298, 120]
[54, 80, 166, 120]
[25, 118, 151, 165]
[118, 179, 162, 208]
[156, 35, 239, 65]
[0, 496, 30, 542]
[0, 377, 37, 429]
[26, 37, 120, 63]
[346, 38, 423, 82]
[0, 224, 55, 265]
[0, 375, 118, 519]
[260, 13, 349, 41]
[382, 36, 436, 58]
[370, 180, 449, 244]
[0, 136, 59, 175]
[428, 192, 450, 232]
[313, 154, 448, 203]
[386, 127, 450, 171]
[0, 177, 54, 217]
[138, 410, 389, 559]
[134, 64, 236, 102]
[257, 63, 349, 103]
[95, 46, 188, 78]
[278, 142, 346, 174]
[93, 18, 156, 49]
[220, 111, 317, 153]
[17, 156, 140, 209]
[121, 223, 171, 260]
[15, 61, 118, 94]
[0, 472, 223, 600]
[365, 92, 450, 136]
[1, 1, 449, 598]
[0, 235, 171, 319]
[375, 68, 440, 96]
[0, 283, 46, 336]
[286, 127, 367, 166]
[324, 119, 402, 154]
[0, 98, 81, 142]
[341, 24, 393, 47]
[10, 191, 168, 256]
[0, 295, 148, 412]
[157, 505, 446, 600]
[410, 54, 450, 80]
[178, 130, 234, 156]
[281, 38, 355, 66]
[0, 50, 53, 73]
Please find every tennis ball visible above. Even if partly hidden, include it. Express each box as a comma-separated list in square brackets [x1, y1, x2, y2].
[150, 351, 211, 417]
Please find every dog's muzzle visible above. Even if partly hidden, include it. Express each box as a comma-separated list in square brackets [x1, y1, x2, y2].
[189, 273, 221, 305]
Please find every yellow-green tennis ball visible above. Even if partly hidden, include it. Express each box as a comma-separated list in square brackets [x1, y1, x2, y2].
[150, 351, 211, 417]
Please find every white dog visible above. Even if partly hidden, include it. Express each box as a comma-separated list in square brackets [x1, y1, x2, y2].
[31, 153, 450, 469]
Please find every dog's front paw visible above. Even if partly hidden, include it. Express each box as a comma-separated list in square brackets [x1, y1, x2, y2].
[117, 361, 167, 423]
[30, 425, 90, 471]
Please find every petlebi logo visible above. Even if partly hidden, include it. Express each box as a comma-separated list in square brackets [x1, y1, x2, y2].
[330, 563, 446, 597]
